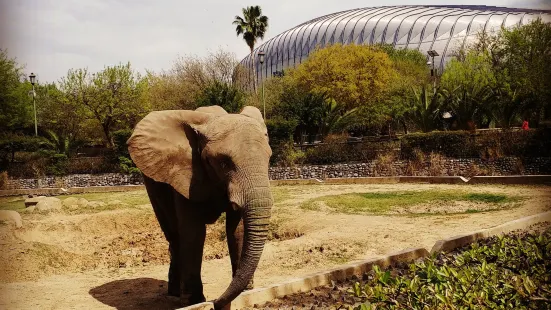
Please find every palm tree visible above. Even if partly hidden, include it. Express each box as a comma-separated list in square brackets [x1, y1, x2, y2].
[233, 5, 268, 93]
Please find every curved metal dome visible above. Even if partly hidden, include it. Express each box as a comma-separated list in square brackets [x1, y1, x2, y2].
[240, 5, 551, 84]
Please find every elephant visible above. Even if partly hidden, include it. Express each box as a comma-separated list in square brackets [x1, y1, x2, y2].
[126, 105, 273, 309]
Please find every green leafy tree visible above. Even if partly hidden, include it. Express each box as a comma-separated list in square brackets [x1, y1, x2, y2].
[378, 44, 431, 134]
[0, 49, 33, 132]
[60, 63, 149, 147]
[440, 52, 497, 130]
[196, 80, 245, 113]
[289, 44, 394, 112]
[233, 5, 269, 92]
[458, 18, 551, 127]
[36, 82, 89, 152]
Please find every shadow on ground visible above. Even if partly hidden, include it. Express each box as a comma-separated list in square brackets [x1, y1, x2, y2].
[89, 277, 182, 310]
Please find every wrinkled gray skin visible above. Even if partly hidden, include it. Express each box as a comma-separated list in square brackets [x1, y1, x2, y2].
[127, 105, 273, 309]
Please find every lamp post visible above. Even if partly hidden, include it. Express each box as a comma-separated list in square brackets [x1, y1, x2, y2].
[258, 50, 266, 119]
[29, 72, 37, 136]
[427, 50, 439, 95]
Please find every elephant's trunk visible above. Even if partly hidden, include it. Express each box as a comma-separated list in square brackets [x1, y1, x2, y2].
[213, 178, 272, 309]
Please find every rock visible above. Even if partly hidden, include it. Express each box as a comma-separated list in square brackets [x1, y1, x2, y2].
[24, 196, 46, 207]
[62, 197, 88, 208]
[0, 210, 23, 228]
[35, 197, 62, 212]
[24, 205, 36, 213]
[86, 201, 106, 208]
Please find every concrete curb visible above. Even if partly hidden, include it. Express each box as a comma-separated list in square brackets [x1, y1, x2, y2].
[180, 211, 551, 310]
[324, 177, 400, 184]
[468, 175, 551, 185]
[430, 211, 551, 254]
[179, 248, 429, 310]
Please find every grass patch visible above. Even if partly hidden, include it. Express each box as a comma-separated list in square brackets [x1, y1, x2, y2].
[301, 190, 522, 215]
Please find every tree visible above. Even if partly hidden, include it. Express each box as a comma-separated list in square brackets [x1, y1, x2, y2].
[456, 18, 551, 127]
[147, 49, 246, 111]
[36, 82, 88, 154]
[60, 63, 149, 147]
[196, 80, 245, 113]
[494, 18, 551, 126]
[233, 5, 269, 93]
[377, 44, 430, 134]
[289, 44, 394, 111]
[89, 62, 149, 146]
[0, 49, 33, 132]
[440, 52, 497, 130]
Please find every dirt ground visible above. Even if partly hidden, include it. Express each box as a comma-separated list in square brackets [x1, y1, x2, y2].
[0, 183, 550, 309]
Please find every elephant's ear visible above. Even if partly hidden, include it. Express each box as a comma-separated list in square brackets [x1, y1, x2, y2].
[195, 105, 228, 116]
[127, 110, 212, 200]
[240, 106, 266, 127]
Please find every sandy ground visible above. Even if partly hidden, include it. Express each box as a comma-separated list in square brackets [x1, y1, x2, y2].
[0, 183, 550, 309]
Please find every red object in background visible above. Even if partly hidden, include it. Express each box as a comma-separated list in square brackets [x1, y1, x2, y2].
[522, 120, 529, 130]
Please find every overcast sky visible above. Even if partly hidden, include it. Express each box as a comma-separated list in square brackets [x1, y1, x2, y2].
[1, 0, 549, 83]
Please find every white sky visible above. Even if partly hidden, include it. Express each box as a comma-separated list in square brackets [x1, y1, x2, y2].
[1, 0, 549, 83]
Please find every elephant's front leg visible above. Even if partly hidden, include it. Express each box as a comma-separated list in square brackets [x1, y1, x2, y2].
[226, 208, 254, 290]
[175, 198, 208, 306]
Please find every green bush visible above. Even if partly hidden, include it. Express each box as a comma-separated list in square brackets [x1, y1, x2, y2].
[112, 129, 133, 158]
[118, 156, 140, 175]
[346, 227, 551, 309]
[266, 118, 298, 165]
[45, 153, 69, 176]
[266, 118, 298, 145]
[0, 134, 50, 169]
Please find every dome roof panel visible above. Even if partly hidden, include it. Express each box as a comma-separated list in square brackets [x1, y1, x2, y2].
[242, 5, 551, 83]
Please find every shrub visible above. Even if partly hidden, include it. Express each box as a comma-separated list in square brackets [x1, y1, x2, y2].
[118, 156, 141, 175]
[266, 118, 298, 145]
[112, 129, 133, 158]
[266, 118, 298, 165]
[45, 153, 69, 176]
[400, 129, 551, 159]
[271, 142, 305, 167]
[400, 131, 475, 159]
[304, 134, 350, 164]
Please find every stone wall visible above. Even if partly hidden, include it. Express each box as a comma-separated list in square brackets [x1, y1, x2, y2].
[6, 173, 143, 190]
[5, 157, 551, 190]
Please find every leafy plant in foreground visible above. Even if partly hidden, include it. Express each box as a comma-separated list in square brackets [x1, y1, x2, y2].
[345, 228, 551, 309]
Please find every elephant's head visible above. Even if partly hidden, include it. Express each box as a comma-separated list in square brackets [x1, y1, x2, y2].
[126, 105, 272, 308]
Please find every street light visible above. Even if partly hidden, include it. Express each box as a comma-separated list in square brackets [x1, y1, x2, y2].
[427, 50, 439, 95]
[29, 72, 37, 136]
[258, 50, 266, 119]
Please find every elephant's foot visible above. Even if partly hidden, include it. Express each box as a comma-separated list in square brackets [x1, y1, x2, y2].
[167, 284, 180, 297]
[180, 290, 206, 307]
